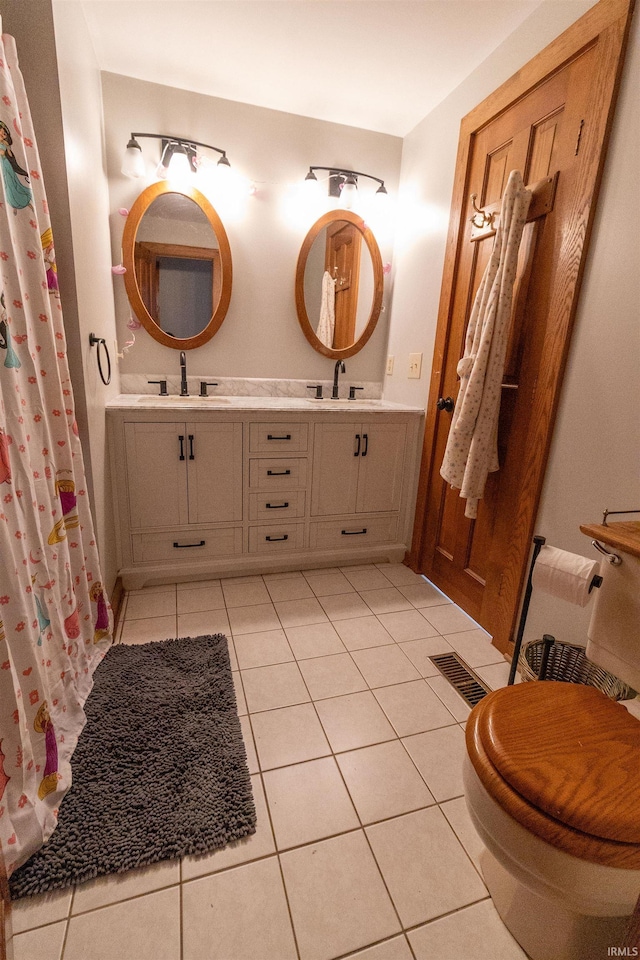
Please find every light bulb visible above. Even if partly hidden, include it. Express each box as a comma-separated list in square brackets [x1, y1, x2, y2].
[121, 138, 145, 178]
[167, 148, 193, 183]
[340, 177, 358, 209]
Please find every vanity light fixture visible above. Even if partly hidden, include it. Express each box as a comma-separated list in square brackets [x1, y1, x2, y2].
[121, 132, 232, 180]
[303, 166, 388, 210]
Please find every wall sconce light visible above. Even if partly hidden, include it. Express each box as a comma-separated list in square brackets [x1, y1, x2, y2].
[121, 132, 232, 180]
[303, 166, 388, 210]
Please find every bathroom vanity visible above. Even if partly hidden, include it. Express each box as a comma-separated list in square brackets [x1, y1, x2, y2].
[107, 395, 423, 589]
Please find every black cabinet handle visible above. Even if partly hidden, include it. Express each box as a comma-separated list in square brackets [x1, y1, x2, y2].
[362, 433, 368, 457]
[178, 435, 185, 461]
[267, 469, 291, 476]
[341, 528, 368, 536]
[267, 434, 292, 441]
[266, 502, 289, 509]
[188, 434, 195, 460]
[173, 540, 206, 548]
[354, 433, 361, 457]
[265, 534, 289, 542]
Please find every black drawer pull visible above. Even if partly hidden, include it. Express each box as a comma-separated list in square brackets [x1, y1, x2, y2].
[173, 540, 206, 549]
[265, 534, 289, 542]
[341, 528, 368, 536]
[188, 434, 195, 460]
[178, 434, 185, 461]
[266, 502, 289, 509]
[267, 434, 292, 441]
[362, 433, 368, 457]
[354, 433, 361, 457]
[267, 469, 291, 476]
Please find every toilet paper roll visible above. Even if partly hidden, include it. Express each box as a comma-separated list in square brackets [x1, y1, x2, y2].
[531, 545, 601, 607]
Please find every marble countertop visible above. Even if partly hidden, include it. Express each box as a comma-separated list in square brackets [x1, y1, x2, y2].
[106, 394, 424, 414]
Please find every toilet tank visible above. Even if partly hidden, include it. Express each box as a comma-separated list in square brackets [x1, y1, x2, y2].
[580, 521, 640, 692]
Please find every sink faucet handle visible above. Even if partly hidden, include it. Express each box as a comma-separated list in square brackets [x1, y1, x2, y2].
[348, 386, 364, 400]
[199, 381, 219, 397]
[148, 379, 168, 396]
[306, 384, 324, 399]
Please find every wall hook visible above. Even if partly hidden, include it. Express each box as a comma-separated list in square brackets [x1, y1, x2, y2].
[469, 194, 495, 230]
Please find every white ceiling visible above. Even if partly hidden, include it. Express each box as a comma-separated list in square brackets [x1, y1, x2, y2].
[77, 0, 543, 137]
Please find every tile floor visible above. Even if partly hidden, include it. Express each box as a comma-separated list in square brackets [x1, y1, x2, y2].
[11, 563, 529, 960]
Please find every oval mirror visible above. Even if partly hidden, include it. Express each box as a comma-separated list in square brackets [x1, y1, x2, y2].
[122, 181, 232, 349]
[295, 210, 383, 359]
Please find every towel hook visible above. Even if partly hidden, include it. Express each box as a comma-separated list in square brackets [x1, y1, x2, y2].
[469, 194, 495, 230]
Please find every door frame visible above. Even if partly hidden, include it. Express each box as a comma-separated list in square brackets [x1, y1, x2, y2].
[407, 0, 635, 653]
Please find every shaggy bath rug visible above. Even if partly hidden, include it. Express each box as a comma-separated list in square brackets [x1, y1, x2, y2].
[10, 634, 256, 899]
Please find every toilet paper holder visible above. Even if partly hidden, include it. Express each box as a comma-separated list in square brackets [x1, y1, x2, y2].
[508, 535, 603, 685]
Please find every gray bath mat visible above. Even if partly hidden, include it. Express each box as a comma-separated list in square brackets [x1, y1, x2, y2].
[10, 634, 256, 899]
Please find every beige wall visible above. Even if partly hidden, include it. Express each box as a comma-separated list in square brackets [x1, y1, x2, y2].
[52, 2, 120, 594]
[388, 0, 639, 645]
[0, 0, 120, 593]
[102, 72, 402, 385]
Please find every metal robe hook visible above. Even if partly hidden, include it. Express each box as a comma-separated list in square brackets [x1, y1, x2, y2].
[89, 332, 112, 386]
[469, 194, 495, 230]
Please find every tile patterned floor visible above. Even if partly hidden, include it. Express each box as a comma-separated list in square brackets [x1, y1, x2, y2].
[11, 563, 529, 960]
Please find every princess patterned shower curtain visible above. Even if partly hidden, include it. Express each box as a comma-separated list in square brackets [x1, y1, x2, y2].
[0, 26, 112, 876]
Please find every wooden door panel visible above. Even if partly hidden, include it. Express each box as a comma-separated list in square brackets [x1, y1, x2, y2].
[410, 0, 633, 649]
[187, 422, 243, 525]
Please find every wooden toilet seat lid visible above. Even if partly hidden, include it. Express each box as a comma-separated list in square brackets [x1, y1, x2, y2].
[477, 682, 640, 844]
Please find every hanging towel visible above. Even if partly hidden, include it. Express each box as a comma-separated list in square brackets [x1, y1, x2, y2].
[316, 269, 336, 348]
[440, 169, 531, 519]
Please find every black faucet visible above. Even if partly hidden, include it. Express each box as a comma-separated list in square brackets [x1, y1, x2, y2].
[332, 360, 345, 399]
[180, 351, 188, 396]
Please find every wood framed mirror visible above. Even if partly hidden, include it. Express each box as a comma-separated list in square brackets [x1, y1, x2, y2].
[295, 210, 384, 359]
[122, 181, 232, 349]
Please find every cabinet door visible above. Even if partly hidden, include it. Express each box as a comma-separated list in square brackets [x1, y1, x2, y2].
[311, 422, 360, 517]
[356, 422, 407, 514]
[186, 421, 243, 524]
[125, 422, 188, 529]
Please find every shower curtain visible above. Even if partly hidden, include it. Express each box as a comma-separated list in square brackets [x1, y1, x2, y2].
[440, 169, 531, 519]
[0, 26, 112, 877]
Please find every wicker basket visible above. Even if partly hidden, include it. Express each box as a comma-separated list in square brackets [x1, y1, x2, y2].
[519, 638, 636, 702]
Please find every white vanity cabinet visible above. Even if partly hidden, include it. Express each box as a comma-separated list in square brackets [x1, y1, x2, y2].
[310, 421, 407, 516]
[107, 398, 423, 589]
[124, 421, 243, 528]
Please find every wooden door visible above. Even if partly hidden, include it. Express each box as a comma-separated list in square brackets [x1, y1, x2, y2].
[311, 422, 360, 516]
[409, 0, 634, 653]
[186, 422, 243, 524]
[124, 422, 188, 529]
[356, 422, 407, 514]
[325, 221, 362, 349]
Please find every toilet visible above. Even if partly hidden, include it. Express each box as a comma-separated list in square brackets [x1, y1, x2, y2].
[464, 521, 640, 960]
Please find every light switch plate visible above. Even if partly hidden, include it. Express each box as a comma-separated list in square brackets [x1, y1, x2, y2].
[386, 355, 395, 375]
[408, 353, 422, 378]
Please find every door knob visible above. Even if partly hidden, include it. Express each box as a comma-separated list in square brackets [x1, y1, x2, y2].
[436, 396, 455, 413]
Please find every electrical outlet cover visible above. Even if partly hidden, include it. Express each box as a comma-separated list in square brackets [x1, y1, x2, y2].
[386, 355, 395, 375]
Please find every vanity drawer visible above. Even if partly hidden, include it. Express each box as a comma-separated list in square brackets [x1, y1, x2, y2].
[309, 516, 398, 550]
[249, 422, 308, 453]
[249, 490, 306, 520]
[131, 527, 243, 563]
[249, 458, 308, 490]
[248, 523, 305, 554]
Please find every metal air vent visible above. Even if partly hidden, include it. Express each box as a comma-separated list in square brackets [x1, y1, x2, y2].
[429, 652, 490, 707]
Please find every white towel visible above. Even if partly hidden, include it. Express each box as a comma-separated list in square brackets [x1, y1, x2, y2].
[316, 270, 336, 348]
